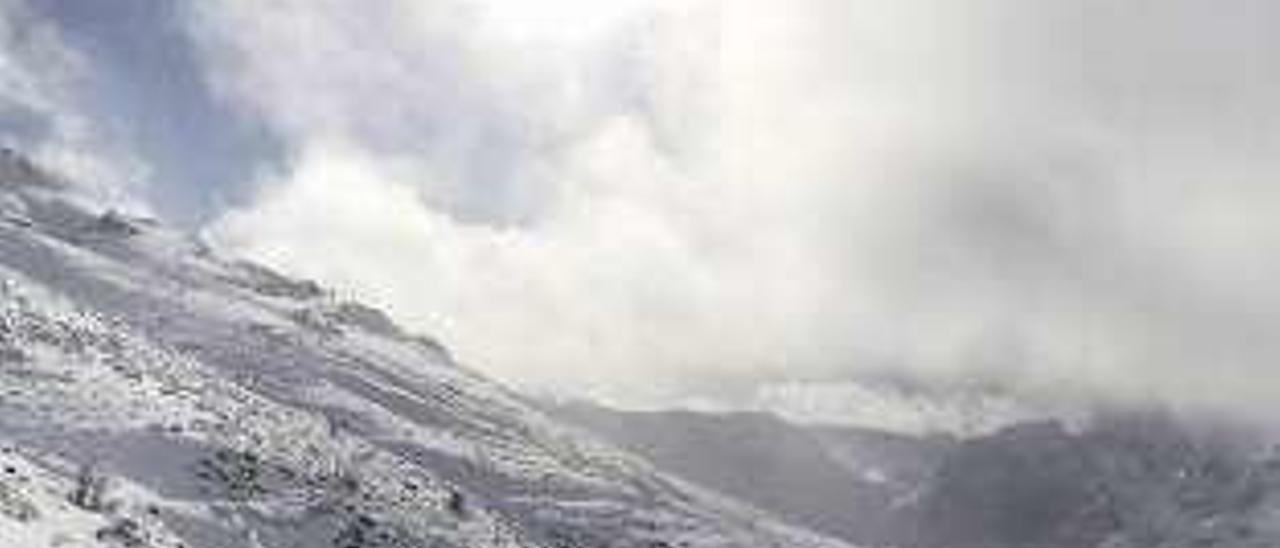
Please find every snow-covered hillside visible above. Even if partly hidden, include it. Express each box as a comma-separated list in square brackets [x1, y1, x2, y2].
[0, 152, 857, 548]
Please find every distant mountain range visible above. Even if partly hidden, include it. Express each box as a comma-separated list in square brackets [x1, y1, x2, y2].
[552, 399, 1280, 548]
[551, 401, 951, 546]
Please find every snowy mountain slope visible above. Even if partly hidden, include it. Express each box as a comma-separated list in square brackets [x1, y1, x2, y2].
[0, 155, 858, 548]
[746, 379, 1085, 437]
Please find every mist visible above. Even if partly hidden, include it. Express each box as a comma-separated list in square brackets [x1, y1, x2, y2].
[6, 0, 1280, 421]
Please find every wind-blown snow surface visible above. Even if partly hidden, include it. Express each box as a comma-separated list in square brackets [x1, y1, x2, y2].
[0, 155, 856, 547]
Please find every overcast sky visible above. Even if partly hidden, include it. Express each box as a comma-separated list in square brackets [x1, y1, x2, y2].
[4, 0, 1280, 420]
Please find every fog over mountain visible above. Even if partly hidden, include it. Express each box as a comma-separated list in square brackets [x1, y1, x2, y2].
[3, 0, 1279, 422]
[4, 1, 1280, 546]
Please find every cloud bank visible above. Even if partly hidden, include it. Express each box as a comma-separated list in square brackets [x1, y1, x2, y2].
[188, 0, 1280, 419]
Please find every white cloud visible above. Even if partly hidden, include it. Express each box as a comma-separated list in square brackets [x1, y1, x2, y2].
[194, 0, 1280, 420]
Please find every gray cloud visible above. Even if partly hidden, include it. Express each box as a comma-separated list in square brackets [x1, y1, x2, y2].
[0, 0, 147, 207]
[185, 0, 1280, 421]
[31, 0, 282, 224]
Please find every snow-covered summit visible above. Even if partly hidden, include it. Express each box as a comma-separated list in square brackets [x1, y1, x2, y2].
[0, 154, 856, 548]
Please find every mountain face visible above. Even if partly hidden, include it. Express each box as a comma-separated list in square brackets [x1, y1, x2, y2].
[551, 402, 952, 547]
[555, 402, 1280, 548]
[917, 415, 1280, 548]
[0, 155, 856, 548]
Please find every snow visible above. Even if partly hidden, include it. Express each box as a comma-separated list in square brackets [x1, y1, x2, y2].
[0, 157, 859, 547]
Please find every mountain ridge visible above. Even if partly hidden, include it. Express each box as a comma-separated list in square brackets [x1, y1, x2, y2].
[553, 397, 1280, 548]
